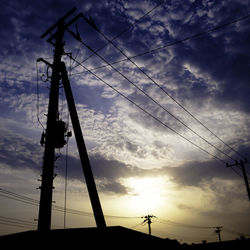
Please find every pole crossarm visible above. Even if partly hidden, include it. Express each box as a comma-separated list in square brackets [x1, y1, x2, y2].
[41, 7, 77, 39]
[141, 215, 156, 235]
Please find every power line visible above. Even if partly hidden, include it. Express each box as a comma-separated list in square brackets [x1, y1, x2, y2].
[157, 218, 250, 238]
[0, 221, 36, 230]
[0, 215, 62, 230]
[223, 227, 250, 237]
[76, 12, 250, 78]
[157, 218, 217, 229]
[67, 33, 241, 166]
[0, 215, 37, 229]
[69, 54, 245, 177]
[0, 188, 139, 219]
[0, 188, 92, 217]
[67, 55, 228, 164]
[80, 16, 237, 163]
[77, 12, 250, 160]
[71, 0, 165, 71]
[2, 188, 250, 238]
[0, 189, 40, 206]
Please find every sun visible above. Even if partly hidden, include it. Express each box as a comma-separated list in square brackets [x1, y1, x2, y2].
[124, 177, 167, 215]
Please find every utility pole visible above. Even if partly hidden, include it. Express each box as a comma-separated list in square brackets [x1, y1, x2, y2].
[38, 14, 67, 231]
[215, 227, 222, 242]
[142, 215, 156, 235]
[38, 8, 106, 230]
[38, 8, 79, 231]
[226, 159, 250, 201]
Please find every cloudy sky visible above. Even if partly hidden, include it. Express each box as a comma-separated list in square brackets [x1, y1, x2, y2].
[1, 0, 250, 243]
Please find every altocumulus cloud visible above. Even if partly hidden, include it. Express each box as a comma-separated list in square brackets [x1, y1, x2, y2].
[1, 1, 250, 239]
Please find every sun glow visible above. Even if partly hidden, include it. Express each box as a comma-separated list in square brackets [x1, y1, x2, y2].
[124, 177, 168, 215]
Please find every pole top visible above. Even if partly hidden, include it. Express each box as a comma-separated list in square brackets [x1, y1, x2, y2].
[41, 7, 77, 39]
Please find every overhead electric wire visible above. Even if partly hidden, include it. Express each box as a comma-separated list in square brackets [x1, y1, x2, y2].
[158, 218, 250, 237]
[78, 11, 250, 79]
[67, 54, 227, 164]
[80, 18, 238, 164]
[0, 188, 139, 219]
[157, 218, 250, 238]
[0, 189, 40, 206]
[157, 218, 218, 229]
[0, 215, 37, 229]
[2, 188, 250, 237]
[71, 0, 165, 71]
[0, 215, 62, 230]
[77, 12, 250, 161]
[66, 31, 242, 168]
[223, 227, 250, 237]
[0, 188, 92, 217]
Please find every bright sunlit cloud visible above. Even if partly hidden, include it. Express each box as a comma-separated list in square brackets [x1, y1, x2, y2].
[123, 177, 169, 215]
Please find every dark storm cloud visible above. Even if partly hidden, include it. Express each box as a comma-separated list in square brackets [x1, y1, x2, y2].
[58, 151, 247, 194]
[1, 127, 247, 196]
[159, 159, 243, 188]
[0, 130, 138, 194]
[56, 152, 146, 194]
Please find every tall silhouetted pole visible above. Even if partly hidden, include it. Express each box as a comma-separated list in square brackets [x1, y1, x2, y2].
[38, 8, 106, 230]
[38, 13, 67, 231]
[142, 215, 156, 235]
[215, 227, 222, 242]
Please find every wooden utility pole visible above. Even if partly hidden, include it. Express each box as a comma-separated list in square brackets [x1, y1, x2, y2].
[227, 159, 250, 201]
[38, 8, 106, 231]
[38, 13, 67, 231]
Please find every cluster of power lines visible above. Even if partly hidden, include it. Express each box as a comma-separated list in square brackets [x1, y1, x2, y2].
[1, 187, 249, 240]
[2, 0, 250, 238]
[61, 3, 250, 177]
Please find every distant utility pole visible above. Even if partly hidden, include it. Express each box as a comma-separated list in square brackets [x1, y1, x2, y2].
[215, 227, 222, 242]
[226, 159, 250, 201]
[142, 215, 156, 235]
[37, 8, 106, 231]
